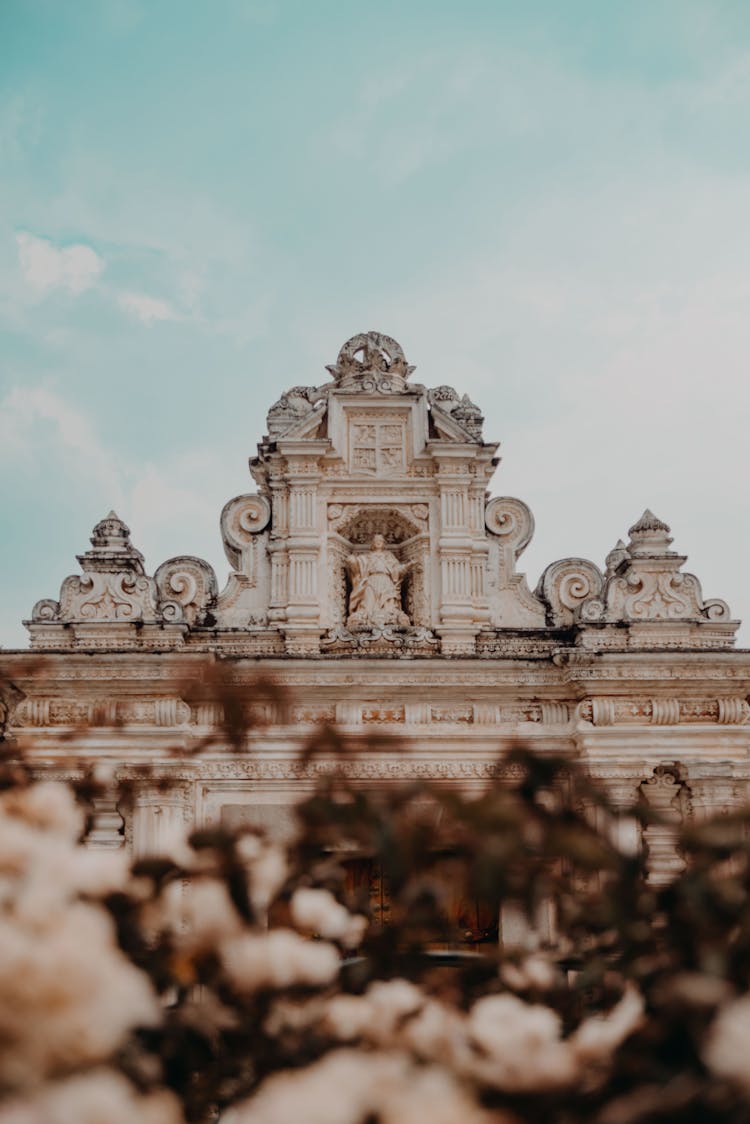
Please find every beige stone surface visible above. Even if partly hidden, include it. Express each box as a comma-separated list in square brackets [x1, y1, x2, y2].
[2, 331, 747, 875]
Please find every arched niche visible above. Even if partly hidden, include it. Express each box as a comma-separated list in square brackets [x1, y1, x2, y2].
[326, 506, 430, 631]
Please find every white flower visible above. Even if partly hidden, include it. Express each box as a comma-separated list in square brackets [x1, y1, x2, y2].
[325, 978, 424, 1042]
[500, 953, 558, 992]
[67, 848, 131, 898]
[0, 816, 45, 880]
[401, 998, 470, 1066]
[1, 783, 84, 839]
[0, 1068, 184, 1124]
[703, 993, 750, 1092]
[263, 996, 328, 1037]
[376, 1061, 502, 1124]
[162, 877, 244, 953]
[323, 994, 372, 1040]
[0, 903, 159, 1090]
[466, 993, 577, 1091]
[222, 1050, 500, 1124]
[0, 828, 129, 927]
[221, 1048, 389, 1124]
[290, 888, 367, 948]
[236, 835, 288, 915]
[221, 929, 340, 993]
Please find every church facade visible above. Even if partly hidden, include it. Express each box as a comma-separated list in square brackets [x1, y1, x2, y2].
[3, 332, 749, 887]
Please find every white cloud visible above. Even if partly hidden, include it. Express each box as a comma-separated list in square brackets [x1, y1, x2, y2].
[16, 232, 103, 295]
[117, 290, 179, 324]
[0, 383, 232, 574]
[0, 385, 124, 504]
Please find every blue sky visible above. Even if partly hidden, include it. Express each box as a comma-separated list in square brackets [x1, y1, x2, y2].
[1, 0, 749, 645]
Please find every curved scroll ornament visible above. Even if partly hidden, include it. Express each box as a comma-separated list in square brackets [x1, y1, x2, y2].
[31, 598, 60, 622]
[536, 558, 604, 627]
[221, 494, 271, 570]
[484, 497, 535, 557]
[703, 598, 731, 621]
[155, 556, 218, 626]
[484, 497, 546, 627]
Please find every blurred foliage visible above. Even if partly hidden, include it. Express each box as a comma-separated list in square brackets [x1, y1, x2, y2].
[3, 666, 750, 1122]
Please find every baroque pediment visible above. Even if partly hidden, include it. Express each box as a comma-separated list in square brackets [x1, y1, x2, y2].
[24, 333, 740, 656]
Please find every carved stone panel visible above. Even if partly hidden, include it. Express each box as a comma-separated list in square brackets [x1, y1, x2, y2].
[348, 413, 408, 476]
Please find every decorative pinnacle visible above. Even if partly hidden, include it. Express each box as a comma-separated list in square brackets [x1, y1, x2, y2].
[79, 510, 145, 573]
[627, 509, 673, 555]
[605, 538, 629, 575]
[91, 511, 131, 547]
[628, 509, 670, 537]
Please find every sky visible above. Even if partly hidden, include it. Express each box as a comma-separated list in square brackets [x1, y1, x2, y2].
[1, 0, 749, 647]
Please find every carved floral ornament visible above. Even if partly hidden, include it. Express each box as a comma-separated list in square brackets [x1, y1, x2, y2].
[24, 333, 739, 655]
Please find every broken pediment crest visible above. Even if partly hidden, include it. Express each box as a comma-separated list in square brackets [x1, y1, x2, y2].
[325, 331, 415, 393]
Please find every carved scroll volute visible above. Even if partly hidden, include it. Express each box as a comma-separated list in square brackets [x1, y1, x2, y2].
[220, 494, 271, 572]
[536, 558, 604, 627]
[485, 497, 534, 569]
[154, 556, 218, 626]
[31, 598, 60, 622]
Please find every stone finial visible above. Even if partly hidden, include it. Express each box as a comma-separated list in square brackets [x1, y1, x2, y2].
[91, 510, 132, 548]
[326, 331, 415, 390]
[605, 539, 629, 577]
[78, 511, 145, 575]
[627, 509, 673, 556]
[29, 511, 159, 630]
[428, 386, 484, 441]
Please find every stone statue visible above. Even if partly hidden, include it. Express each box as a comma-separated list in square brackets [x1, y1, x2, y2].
[346, 535, 411, 629]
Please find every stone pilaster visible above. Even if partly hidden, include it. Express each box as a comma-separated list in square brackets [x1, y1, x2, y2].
[435, 452, 479, 655]
[277, 442, 328, 655]
[132, 783, 194, 859]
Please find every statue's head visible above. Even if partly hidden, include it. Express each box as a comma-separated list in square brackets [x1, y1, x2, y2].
[371, 534, 386, 551]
